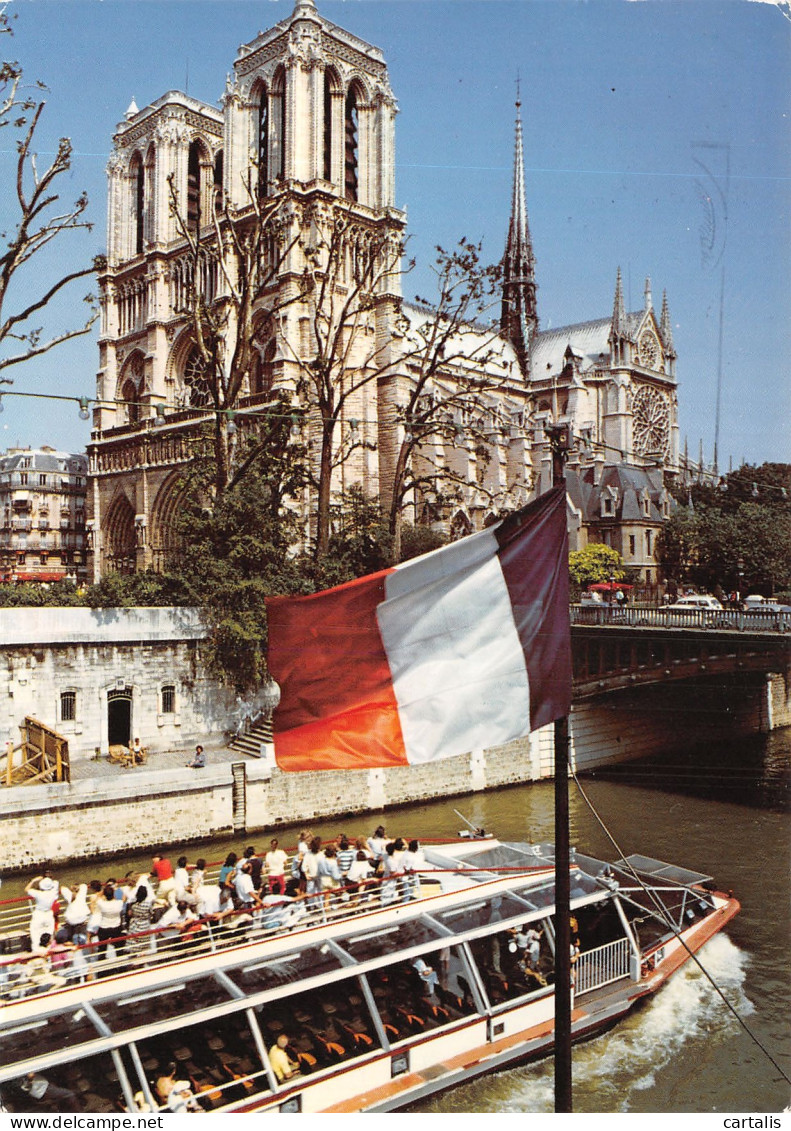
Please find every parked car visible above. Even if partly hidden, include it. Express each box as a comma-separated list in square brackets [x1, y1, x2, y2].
[662, 595, 728, 627]
[665, 595, 723, 611]
[579, 591, 605, 606]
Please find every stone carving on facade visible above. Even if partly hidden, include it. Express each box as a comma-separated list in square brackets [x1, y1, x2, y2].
[235, 34, 290, 79]
[287, 24, 324, 71]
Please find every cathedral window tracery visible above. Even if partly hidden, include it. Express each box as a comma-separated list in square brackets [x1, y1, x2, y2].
[257, 84, 269, 195]
[345, 85, 360, 201]
[130, 152, 144, 256]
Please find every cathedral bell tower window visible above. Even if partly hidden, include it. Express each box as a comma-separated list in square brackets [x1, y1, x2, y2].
[345, 88, 359, 201]
[323, 70, 334, 183]
[187, 141, 201, 231]
[131, 153, 144, 255]
[258, 88, 269, 196]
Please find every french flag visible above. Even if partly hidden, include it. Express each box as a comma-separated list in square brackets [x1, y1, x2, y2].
[266, 485, 571, 772]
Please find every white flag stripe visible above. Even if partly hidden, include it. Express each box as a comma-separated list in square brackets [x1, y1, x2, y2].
[378, 551, 531, 764]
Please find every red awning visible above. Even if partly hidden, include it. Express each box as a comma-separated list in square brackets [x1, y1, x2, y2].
[589, 581, 633, 591]
[13, 572, 67, 582]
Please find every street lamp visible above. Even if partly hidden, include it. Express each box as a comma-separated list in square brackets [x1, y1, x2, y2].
[737, 558, 744, 605]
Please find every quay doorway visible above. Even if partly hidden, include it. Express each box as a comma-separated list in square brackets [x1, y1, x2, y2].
[107, 688, 133, 748]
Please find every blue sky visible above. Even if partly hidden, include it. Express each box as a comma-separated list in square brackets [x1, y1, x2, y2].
[1, 0, 789, 468]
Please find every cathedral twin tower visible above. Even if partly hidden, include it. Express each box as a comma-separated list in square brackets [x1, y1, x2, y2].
[88, 0, 678, 583]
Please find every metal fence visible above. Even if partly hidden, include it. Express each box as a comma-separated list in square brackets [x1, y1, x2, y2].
[574, 936, 632, 994]
[571, 605, 791, 633]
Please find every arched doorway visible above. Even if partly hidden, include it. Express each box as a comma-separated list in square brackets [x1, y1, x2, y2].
[107, 688, 133, 748]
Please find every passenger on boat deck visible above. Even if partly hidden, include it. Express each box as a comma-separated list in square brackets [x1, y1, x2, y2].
[346, 850, 374, 894]
[173, 855, 190, 892]
[125, 886, 155, 954]
[157, 900, 199, 940]
[151, 854, 176, 902]
[366, 826, 390, 863]
[154, 1063, 178, 1105]
[95, 884, 124, 960]
[412, 957, 439, 997]
[318, 844, 342, 890]
[234, 862, 263, 909]
[402, 839, 424, 900]
[243, 845, 264, 891]
[24, 869, 61, 950]
[167, 1081, 202, 1113]
[269, 1033, 300, 1083]
[381, 843, 401, 905]
[189, 858, 207, 895]
[336, 835, 355, 880]
[524, 927, 543, 970]
[195, 883, 223, 917]
[18, 1071, 80, 1112]
[218, 852, 238, 888]
[63, 883, 90, 944]
[265, 839, 288, 896]
[302, 837, 323, 901]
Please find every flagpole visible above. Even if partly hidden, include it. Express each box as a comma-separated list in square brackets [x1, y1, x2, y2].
[548, 423, 572, 1113]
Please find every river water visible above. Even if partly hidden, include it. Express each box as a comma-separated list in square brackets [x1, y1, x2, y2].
[5, 728, 789, 1114]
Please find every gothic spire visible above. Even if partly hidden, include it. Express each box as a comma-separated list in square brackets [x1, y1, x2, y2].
[500, 87, 538, 375]
[659, 289, 675, 353]
[612, 267, 625, 333]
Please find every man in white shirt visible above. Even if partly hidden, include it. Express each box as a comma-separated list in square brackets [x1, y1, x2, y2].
[234, 862, 261, 909]
[265, 839, 289, 896]
[25, 872, 60, 950]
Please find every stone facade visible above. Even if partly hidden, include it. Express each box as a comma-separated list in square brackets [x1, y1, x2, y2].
[0, 607, 236, 761]
[87, 0, 681, 581]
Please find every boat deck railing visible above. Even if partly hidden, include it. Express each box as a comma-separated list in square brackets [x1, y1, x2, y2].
[574, 936, 632, 994]
[0, 863, 484, 1008]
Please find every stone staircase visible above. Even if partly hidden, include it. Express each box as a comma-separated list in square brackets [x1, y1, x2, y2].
[227, 718, 273, 760]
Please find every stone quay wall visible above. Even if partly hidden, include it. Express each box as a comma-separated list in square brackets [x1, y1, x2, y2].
[0, 606, 786, 871]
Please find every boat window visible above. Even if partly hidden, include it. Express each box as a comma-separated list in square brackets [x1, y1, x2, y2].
[95, 975, 232, 1032]
[0, 1007, 100, 1067]
[1, 1050, 132, 1114]
[513, 880, 557, 909]
[365, 944, 478, 1039]
[227, 943, 343, 993]
[133, 1011, 270, 1112]
[254, 976, 382, 1078]
[435, 892, 530, 933]
[342, 917, 440, 962]
[467, 923, 553, 1007]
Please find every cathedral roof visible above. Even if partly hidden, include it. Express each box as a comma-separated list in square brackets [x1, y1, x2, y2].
[403, 302, 521, 376]
[530, 311, 644, 378]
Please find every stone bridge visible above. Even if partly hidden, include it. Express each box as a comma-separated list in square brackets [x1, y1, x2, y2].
[567, 610, 791, 773]
[571, 619, 791, 700]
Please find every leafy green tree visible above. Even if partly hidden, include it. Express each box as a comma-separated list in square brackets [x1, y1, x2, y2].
[659, 462, 791, 595]
[568, 543, 626, 588]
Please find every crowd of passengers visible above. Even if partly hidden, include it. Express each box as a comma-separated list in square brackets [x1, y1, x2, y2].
[1, 827, 426, 995]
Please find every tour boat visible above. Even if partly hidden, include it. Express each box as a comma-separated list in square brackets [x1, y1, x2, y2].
[0, 838, 738, 1113]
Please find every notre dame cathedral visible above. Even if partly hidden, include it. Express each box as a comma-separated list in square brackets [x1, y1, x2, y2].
[87, 0, 680, 587]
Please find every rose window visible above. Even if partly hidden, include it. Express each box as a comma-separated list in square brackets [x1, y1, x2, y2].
[632, 384, 670, 458]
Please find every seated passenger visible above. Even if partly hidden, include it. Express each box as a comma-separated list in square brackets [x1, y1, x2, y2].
[269, 1033, 300, 1083]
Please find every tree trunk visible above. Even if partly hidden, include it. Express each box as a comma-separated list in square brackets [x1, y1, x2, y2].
[315, 419, 335, 558]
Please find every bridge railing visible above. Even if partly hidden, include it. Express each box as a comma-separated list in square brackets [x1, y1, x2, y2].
[570, 605, 791, 633]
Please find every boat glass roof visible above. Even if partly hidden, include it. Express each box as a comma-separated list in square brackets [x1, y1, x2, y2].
[95, 974, 231, 1032]
[229, 943, 344, 991]
[342, 917, 440, 962]
[616, 855, 713, 886]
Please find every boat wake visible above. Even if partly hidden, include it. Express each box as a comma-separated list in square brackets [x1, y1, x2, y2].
[412, 934, 752, 1113]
